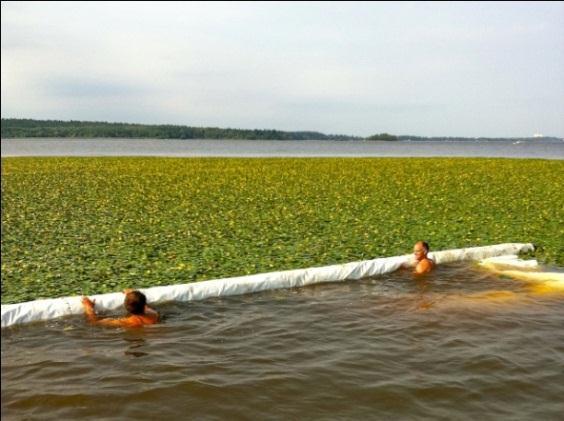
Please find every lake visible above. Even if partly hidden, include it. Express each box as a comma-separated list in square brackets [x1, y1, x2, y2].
[2, 138, 564, 159]
[3, 263, 564, 420]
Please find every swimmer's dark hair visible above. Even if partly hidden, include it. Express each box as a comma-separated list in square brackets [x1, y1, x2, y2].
[418, 241, 430, 252]
[124, 291, 147, 315]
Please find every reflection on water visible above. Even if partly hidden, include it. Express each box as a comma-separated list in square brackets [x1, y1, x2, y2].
[2, 263, 564, 419]
[123, 336, 149, 358]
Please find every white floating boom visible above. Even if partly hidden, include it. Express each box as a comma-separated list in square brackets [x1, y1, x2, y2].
[1, 243, 534, 328]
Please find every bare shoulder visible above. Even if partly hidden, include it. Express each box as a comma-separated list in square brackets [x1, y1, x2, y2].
[415, 258, 434, 274]
[94, 317, 131, 327]
[94, 315, 151, 328]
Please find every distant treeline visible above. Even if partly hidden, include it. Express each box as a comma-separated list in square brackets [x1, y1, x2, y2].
[1, 119, 360, 141]
[366, 133, 398, 141]
[1, 119, 560, 142]
[369, 133, 562, 142]
[396, 135, 562, 142]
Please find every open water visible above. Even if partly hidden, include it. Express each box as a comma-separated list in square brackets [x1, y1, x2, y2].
[2, 263, 564, 420]
[1, 138, 564, 159]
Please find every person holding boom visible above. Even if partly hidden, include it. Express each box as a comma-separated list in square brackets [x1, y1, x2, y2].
[81, 288, 159, 327]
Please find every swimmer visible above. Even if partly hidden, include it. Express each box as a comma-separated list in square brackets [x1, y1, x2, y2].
[81, 289, 159, 327]
[413, 241, 435, 274]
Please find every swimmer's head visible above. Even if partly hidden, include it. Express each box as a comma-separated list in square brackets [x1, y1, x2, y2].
[124, 290, 147, 315]
[413, 241, 430, 261]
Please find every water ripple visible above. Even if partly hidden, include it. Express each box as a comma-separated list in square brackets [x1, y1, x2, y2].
[3, 263, 564, 419]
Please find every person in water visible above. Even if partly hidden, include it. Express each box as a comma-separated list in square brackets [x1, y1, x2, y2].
[413, 241, 435, 274]
[81, 289, 159, 327]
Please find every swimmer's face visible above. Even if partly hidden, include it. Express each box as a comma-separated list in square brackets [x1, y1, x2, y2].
[413, 243, 427, 261]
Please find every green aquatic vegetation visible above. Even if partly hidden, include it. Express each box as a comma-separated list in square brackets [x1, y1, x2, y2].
[2, 157, 563, 303]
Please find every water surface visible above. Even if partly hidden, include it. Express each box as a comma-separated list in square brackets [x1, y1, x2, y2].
[2, 263, 563, 420]
[2, 138, 563, 159]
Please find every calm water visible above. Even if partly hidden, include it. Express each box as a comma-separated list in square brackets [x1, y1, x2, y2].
[2, 263, 564, 420]
[2, 138, 564, 159]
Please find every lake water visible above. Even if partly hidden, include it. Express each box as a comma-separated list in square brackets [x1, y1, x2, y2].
[2, 263, 564, 420]
[2, 138, 564, 159]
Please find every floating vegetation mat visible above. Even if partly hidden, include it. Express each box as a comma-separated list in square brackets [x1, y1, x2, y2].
[2, 157, 563, 304]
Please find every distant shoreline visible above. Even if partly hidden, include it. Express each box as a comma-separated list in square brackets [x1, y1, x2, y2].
[2, 137, 563, 142]
[2, 118, 561, 142]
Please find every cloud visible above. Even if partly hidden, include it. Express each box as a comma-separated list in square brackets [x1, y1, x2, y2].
[40, 77, 153, 99]
[1, 2, 563, 136]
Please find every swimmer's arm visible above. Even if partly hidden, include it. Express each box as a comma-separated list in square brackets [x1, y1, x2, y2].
[81, 297, 99, 323]
[81, 297, 134, 327]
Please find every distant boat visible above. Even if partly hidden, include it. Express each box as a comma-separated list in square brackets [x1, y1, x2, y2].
[533, 133, 544, 138]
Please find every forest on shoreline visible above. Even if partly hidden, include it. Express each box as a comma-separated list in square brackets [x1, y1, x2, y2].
[1, 118, 560, 142]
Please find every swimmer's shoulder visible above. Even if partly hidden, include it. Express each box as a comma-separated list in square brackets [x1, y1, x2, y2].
[95, 314, 158, 328]
[127, 313, 159, 327]
[415, 258, 434, 274]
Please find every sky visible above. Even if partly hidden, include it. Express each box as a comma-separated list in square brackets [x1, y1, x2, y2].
[2, 1, 563, 137]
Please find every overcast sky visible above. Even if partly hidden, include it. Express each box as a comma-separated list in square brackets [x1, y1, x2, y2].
[2, 1, 563, 137]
